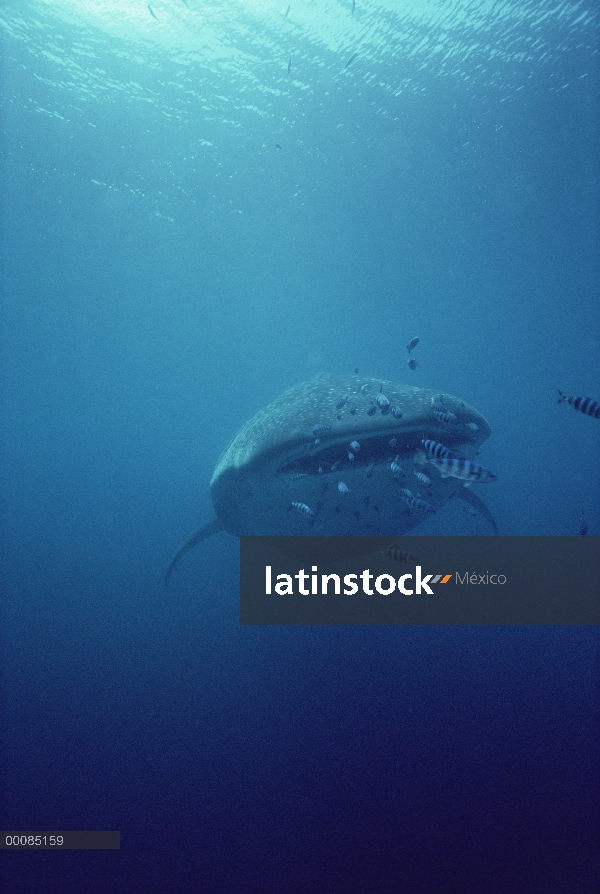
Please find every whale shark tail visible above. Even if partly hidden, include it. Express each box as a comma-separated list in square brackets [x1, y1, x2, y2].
[165, 516, 224, 586]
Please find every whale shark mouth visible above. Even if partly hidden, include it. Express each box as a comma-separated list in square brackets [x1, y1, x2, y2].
[277, 428, 448, 478]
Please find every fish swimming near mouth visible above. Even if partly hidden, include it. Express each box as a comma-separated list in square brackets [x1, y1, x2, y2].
[166, 374, 497, 583]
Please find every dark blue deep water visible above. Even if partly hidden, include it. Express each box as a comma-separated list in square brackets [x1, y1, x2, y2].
[1, 2, 599, 891]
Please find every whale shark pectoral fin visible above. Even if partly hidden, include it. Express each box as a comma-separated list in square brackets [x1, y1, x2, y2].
[165, 516, 224, 586]
[454, 488, 499, 535]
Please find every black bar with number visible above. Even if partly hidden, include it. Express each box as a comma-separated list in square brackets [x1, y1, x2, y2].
[1, 832, 120, 849]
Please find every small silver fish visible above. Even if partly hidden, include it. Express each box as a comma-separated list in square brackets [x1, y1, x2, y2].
[348, 452, 354, 461]
[348, 402, 357, 415]
[375, 391, 390, 411]
[465, 422, 479, 431]
[349, 440, 360, 451]
[408, 358, 419, 370]
[390, 406, 403, 419]
[287, 59, 291, 75]
[365, 462, 375, 478]
[336, 397, 347, 409]
[366, 403, 377, 416]
[338, 481, 349, 494]
[407, 337, 419, 353]
[389, 437, 397, 448]
[331, 461, 341, 472]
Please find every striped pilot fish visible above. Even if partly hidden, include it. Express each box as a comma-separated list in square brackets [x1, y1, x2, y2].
[401, 495, 436, 513]
[426, 455, 497, 485]
[557, 390, 600, 419]
[414, 471, 431, 486]
[420, 439, 454, 460]
[381, 547, 418, 563]
[431, 398, 459, 426]
[290, 501, 315, 517]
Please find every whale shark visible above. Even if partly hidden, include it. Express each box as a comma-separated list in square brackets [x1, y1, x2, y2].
[166, 373, 497, 583]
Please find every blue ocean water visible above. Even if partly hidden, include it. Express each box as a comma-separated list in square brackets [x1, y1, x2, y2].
[1, 1, 599, 891]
